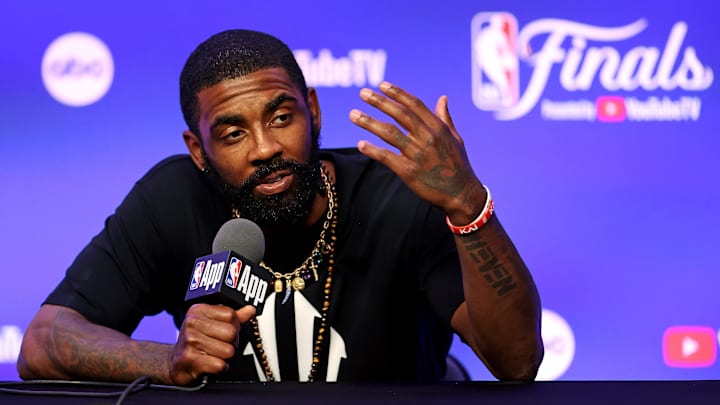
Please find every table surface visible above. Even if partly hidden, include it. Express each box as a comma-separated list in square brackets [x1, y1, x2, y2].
[0, 380, 718, 404]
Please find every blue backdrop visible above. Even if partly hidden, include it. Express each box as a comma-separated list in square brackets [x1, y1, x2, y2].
[1, 0, 718, 381]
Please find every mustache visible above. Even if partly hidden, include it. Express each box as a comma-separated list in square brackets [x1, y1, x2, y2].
[238, 159, 305, 192]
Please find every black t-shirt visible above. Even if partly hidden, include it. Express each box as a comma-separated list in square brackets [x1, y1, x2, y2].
[45, 148, 465, 382]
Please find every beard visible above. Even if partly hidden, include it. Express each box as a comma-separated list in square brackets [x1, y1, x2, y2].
[203, 136, 323, 227]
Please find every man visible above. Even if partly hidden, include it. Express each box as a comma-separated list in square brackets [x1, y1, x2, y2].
[17, 29, 542, 385]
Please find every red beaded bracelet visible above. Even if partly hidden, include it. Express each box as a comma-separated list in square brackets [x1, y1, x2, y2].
[445, 185, 494, 235]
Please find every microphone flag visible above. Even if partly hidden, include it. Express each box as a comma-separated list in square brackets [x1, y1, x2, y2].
[185, 251, 272, 315]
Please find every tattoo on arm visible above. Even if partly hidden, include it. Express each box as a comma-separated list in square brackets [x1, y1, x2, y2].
[461, 232, 518, 297]
[47, 309, 160, 381]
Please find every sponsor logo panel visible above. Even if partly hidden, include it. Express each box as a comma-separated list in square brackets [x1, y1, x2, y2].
[470, 13, 713, 122]
[294, 49, 387, 88]
[41, 32, 114, 107]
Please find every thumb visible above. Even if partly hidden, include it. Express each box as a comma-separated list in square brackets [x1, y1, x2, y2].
[434, 95, 462, 144]
[235, 305, 257, 323]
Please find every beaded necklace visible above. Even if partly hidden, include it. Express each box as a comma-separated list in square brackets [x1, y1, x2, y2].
[241, 164, 338, 382]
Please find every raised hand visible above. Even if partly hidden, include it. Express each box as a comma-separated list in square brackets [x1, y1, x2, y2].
[349, 81, 486, 223]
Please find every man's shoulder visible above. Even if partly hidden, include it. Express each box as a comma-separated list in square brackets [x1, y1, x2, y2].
[125, 154, 219, 208]
[140, 154, 197, 180]
[115, 154, 225, 234]
[134, 154, 205, 191]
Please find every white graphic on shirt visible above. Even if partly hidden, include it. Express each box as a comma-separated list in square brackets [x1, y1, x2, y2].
[243, 292, 346, 381]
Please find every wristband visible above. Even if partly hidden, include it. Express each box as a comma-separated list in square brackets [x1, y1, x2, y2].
[445, 185, 494, 235]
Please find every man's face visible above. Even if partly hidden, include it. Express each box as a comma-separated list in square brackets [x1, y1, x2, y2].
[186, 67, 322, 226]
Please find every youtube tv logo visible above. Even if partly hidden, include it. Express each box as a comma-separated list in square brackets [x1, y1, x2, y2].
[596, 95, 627, 122]
[663, 326, 717, 368]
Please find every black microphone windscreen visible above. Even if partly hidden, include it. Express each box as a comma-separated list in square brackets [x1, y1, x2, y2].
[211, 218, 265, 262]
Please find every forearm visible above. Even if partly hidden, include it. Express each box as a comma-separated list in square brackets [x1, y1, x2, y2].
[451, 214, 543, 381]
[350, 80, 543, 378]
[18, 304, 174, 384]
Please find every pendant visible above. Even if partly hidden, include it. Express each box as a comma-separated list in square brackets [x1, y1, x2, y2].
[292, 276, 305, 291]
[281, 281, 291, 304]
[274, 279, 284, 293]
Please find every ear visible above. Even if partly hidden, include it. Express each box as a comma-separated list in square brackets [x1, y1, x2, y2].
[307, 87, 321, 134]
[183, 130, 207, 170]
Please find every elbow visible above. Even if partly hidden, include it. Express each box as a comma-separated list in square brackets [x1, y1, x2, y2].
[495, 352, 543, 382]
[17, 356, 35, 381]
[16, 305, 73, 381]
[16, 325, 57, 381]
[17, 341, 40, 380]
[490, 337, 545, 382]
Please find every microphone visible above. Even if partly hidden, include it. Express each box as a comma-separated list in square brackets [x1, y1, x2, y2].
[184, 218, 272, 315]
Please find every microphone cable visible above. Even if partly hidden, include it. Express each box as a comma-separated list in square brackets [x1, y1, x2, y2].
[0, 375, 208, 405]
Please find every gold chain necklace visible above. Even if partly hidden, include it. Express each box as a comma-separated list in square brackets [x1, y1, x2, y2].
[259, 187, 333, 301]
[234, 164, 338, 382]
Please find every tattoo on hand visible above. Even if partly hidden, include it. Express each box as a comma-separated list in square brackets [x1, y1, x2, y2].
[414, 136, 469, 198]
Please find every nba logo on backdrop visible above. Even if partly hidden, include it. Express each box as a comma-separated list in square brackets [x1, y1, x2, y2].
[471, 13, 520, 110]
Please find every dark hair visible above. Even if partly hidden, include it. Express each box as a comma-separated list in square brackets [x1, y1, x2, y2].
[180, 29, 309, 136]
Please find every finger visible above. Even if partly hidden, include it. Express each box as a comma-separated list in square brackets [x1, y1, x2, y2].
[358, 86, 428, 139]
[185, 305, 240, 343]
[193, 304, 240, 328]
[193, 356, 230, 376]
[434, 96, 462, 141]
[350, 108, 413, 152]
[357, 140, 412, 176]
[375, 81, 439, 131]
[180, 319, 238, 360]
[171, 353, 228, 386]
[171, 340, 231, 385]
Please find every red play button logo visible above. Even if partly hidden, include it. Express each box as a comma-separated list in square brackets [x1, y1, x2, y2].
[663, 326, 717, 368]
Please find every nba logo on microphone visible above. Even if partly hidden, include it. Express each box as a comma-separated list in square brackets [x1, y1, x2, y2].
[471, 12, 520, 110]
[189, 261, 205, 291]
[225, 257, 242, 288]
